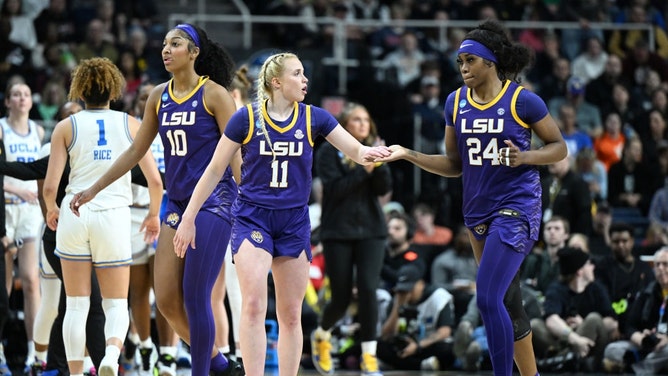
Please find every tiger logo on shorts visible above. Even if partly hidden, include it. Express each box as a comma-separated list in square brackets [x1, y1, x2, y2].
[166, 212, 180, 227]
[251, 230, 263, 243]
[474, 224, 488, 235]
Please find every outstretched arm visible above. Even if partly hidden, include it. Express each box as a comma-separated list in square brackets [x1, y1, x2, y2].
[0, 156, 49, 181]
[376, 127, 463, 177]
[324, 125, 391, 164]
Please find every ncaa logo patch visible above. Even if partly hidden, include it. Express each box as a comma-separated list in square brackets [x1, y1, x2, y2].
[251, 231, 264, 243]
[166, 212, 180, 227]
[474, 224, 488, 235]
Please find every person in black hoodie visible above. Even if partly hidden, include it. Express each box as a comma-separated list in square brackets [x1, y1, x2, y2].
[311, 102, 392, 375]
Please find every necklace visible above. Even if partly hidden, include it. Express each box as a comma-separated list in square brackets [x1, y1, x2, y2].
[618, 259, 635, 274]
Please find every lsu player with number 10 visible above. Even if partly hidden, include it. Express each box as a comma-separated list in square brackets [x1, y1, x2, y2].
[375, 20, 567, 376]
[68, 24, 244, 376]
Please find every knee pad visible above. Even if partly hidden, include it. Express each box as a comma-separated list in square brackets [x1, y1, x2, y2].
[504, 273, 531, 341]
[102, 298, 130, 343]
[64, 296, 90, 361]
[33, 278, 61, 344]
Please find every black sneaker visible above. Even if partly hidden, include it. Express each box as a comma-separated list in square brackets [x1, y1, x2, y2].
[209, 358, 244, 376]
[30, 359, 46, 376]
[156, 354, 176, 376]
[138, 345, 158, 375]
[122, 339, 138, 370]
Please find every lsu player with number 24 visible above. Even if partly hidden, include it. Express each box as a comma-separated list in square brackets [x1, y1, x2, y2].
[376, 19, 567, 376]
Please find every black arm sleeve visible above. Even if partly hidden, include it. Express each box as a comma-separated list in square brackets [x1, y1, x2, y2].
[130, 165, 166, 188]
[0, 156, 49, 180]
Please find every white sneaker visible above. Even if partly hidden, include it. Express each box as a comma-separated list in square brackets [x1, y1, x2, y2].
[420, 355, 440, 371]
[98, 355, 119, 376]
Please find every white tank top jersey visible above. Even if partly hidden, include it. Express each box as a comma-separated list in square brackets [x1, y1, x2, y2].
[1, 117, 42, 198]
[65, 109, 133, 210]
[131, 134, 165, 206]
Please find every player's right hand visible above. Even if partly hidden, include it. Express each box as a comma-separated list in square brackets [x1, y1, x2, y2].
[173, 219, 196, 258]
[46, 207, 60, 231]
[70, 189, 94, 216]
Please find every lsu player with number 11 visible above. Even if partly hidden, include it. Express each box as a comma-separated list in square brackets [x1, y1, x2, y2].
[173, 52, 392, 376]
[375, 19, 567, 376]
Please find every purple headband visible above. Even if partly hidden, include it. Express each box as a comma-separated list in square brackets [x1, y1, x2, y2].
[175, 24, 200, 48]
[457, 39, 497, 64]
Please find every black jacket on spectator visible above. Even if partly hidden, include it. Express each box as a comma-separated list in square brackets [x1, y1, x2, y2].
[315, 142, 392, 241]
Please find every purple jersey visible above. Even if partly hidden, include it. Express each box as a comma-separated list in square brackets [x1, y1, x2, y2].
[444, 80, 548, 241]
[157, 77, 237, 217]
[225, 102, 338, 209]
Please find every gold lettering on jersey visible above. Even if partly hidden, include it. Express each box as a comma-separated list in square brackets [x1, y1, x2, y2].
[161, 111, 196, 126]
[259, 140, 304, 156]
[460, 118, 504, 134]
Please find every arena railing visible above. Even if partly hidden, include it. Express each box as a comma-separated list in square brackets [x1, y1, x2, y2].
[167, 14, 654, 95]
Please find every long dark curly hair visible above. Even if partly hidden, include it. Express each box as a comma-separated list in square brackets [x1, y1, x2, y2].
[463, 20, 533, 83]
[174, 23, 236, 89]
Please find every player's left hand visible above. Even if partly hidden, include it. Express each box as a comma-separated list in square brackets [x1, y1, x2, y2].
[498, 140, 522, 167]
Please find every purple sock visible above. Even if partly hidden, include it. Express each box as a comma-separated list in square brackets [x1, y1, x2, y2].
[210, 352, 230, 372]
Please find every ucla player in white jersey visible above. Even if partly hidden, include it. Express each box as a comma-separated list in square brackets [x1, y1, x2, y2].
[43, 57, 163, 376]
[0, 81, 45, 371]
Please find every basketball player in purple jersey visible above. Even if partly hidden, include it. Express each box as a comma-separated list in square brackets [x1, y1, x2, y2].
[69, 24, 243, 376]
[376, 20, 567, 376]
[173, 52, 391, 376]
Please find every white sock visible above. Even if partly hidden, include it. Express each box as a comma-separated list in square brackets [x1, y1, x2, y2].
[361, 340, 377, 355]
[218, 345, 230, 355]
[160, 346, 177, 358]
[83, 356, 94, 371]
[128, 332, 140, 345]
[316, 327, 331, 340]
[26, 340, 36, 361]
[35, 350, 47, 362]
[140, 338, 153, 349]
[105, 345, 121, 362]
